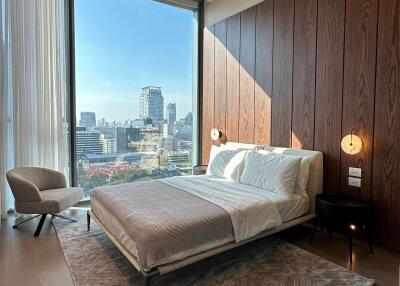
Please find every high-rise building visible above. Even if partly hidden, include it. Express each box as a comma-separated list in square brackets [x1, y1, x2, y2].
[184, 112, 193, 125]
[126, 127, 160, 152]
[75, 127, 102, 158]
[139, 86, 164, 123]
[160, 136, 177, 152]
[101, 136, 117, 154]
[177, 125, 192, 140]
[166, 103, 176, 125]
[163, 123, 174, 137]
[96, 127, 116, 139]
[126, 127, 141, 152]
[116, 127, 127, 153]
[79, 112, 96, 128]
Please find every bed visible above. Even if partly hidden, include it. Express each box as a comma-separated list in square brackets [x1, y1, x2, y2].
[87, 144, 323, 285]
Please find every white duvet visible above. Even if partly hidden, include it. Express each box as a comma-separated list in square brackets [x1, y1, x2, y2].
[162, 175, 283, 242]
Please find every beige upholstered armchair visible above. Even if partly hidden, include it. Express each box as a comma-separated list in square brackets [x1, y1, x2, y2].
[6, 167, 83, 236]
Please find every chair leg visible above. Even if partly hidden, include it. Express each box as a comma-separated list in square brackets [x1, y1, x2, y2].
[51, 214, 77, 222]
[34, 214, 47, 237]
[87, 211, 91, 231]
[12, 214, 41, 229]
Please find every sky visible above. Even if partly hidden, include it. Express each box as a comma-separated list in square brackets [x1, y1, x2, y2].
[74, 0, 195, 123]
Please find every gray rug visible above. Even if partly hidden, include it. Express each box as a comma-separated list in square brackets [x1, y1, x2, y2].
[53, 214, 374, 286]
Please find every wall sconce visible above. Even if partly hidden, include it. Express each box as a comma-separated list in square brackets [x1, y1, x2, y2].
[210, 128, 222, 141]
[210, 128, 226, 145]
[341, 129, 362, 155]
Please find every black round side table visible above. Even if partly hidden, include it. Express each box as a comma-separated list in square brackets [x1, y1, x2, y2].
[310, 193, 373, 264]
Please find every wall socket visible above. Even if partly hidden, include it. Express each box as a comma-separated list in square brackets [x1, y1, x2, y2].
[349, 167, 362, 178]
[348, 177, 362, 188]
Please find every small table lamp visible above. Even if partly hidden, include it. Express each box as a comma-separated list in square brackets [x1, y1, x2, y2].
[341, 129, 362, 155]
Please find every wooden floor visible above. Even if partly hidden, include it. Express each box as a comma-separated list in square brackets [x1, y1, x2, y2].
[279, 226, 400, 286]
[0, 212, 75, 286]
[1, 208, 399, 286]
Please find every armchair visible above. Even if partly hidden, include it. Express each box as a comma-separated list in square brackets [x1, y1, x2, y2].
[6, 167, 83, 236]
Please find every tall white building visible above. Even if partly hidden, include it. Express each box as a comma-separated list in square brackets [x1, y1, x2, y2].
[101, 137, 117, 154]
[139, 86, 164, 123]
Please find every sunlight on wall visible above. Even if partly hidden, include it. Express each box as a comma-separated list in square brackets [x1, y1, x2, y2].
[292, 132, 303, 149]
[255, 81, 271, 145]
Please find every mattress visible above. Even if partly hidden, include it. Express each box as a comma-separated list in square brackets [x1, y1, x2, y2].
[90, 177, 309, 270]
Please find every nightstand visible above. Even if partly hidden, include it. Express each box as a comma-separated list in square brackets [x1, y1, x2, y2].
[192, 165, 207, 175]
[310, 193, 373, 264]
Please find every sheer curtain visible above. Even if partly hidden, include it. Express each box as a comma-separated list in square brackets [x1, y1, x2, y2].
[0, 0, 69, 218]
[0, 0, 10, 218]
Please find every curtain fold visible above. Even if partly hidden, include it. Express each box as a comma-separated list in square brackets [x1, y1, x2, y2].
[1, 0, 9, 218]
[1, 0, 69, 218]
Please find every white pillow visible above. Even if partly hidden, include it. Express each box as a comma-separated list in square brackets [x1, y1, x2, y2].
[206, 145, 248, 180]
[207, 144, 235, 165]
[257, 149, 311, 197]
[295, 156, 312, 196]
[239, 151, 302, 198]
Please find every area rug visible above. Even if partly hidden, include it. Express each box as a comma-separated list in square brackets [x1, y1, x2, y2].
[53, 214, 375, 286]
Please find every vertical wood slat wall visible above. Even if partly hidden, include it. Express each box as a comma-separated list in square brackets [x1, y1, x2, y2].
[201, 0, 400, 252]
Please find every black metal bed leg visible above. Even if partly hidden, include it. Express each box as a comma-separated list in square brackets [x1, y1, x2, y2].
[141, 269, 159, 286]
[87, 211, 91, 231]
[309, 217, 318, 244]
[143, 276, 151, 286]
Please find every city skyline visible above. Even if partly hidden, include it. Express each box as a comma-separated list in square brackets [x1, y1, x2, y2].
[76, 86, 192, 124]
[74, 0, 194, 122]
[77, 101, 191, 127]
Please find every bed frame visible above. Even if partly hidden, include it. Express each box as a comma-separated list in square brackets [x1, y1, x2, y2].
[87, 144, 323, 286]
[87, 210, 316, 286]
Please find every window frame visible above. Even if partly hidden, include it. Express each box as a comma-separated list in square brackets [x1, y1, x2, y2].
[67, 0, 203, 187]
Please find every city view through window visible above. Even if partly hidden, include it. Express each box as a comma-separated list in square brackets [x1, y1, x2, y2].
[74, 0, 196, 197]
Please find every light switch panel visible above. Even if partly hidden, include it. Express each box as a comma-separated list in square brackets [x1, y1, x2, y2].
[348, 177, 361, 188]
[349, 167, 362, 178]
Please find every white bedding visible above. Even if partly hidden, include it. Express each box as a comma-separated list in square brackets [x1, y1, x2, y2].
[264, 191, 309, 222]
[162, 175, 283, 242]
[91, 176, 310, 265]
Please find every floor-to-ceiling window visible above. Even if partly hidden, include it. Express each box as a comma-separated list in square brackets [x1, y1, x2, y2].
[73, 0, 197, 198]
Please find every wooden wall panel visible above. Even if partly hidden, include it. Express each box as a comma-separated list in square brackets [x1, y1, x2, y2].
[214, 20, 227, 133]
[201, 0, 400, 252]
[372, 0, 400, 252]
[201, 25, 215, 164]
[292, 0, 317, 150]
[314, 0, 345, 192]
[271, 0, 294, 147]
[239, 7, 256, 143]
[226, 14, 241, 142]
[254, 0, 273, 145]
[341, 0, 378, 200]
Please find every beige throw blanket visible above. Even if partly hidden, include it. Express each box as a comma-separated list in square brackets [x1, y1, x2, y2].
[91, 180, 234, 270]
